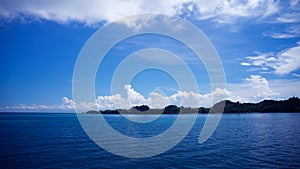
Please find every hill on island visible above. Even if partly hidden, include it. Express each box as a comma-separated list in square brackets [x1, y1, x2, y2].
[86, 97, 300, 114]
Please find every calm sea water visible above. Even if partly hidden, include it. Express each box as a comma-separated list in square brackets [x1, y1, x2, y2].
[0, 113, 299, 168]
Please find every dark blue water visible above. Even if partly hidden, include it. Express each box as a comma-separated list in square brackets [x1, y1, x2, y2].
[0, 113, 299, 168]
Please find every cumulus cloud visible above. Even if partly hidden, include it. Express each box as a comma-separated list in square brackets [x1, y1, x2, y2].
[3, 75, 288, 112]
[226, 75, 279, 103]
[242, 42, 300, 75]
[124, 84, 147, 106]
[245, 75, 279, 98]
[0, 0, 280, 26]
[148, 92, 169, 109]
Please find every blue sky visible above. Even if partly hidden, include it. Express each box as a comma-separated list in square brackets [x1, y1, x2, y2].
[0, 0, 299, 112]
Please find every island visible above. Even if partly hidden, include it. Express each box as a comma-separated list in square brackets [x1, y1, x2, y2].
[86, 97, 300, 114]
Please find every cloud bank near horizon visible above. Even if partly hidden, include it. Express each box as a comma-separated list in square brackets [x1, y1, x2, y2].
[3, 75, 297, 112]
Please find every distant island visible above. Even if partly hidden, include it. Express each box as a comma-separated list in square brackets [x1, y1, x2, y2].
[86, 97, 300, 114]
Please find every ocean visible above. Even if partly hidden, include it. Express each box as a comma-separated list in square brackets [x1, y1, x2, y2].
[0, 113, 299, 168]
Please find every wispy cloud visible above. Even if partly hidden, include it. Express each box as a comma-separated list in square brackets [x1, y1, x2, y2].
[262, 32, 299, 39]
[263, 24, 300, 39]
[276, 14, 300, 23]
[262, 0, 300, 39]
[292, 73, 300, 77]
[195, 0, 278, 23]
[0, 0, 280, 26]
[241, 62, 251, 66]
[275, 0, 300, 23]
[242, 42, 300, 75]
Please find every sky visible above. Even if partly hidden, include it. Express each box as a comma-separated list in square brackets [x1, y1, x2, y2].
[0, 0, 300, 112]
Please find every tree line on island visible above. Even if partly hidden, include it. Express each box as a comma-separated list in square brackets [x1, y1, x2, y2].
[86, 97, 300, 114]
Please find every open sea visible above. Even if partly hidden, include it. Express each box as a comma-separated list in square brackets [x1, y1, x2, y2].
[0, 113, 299, 168]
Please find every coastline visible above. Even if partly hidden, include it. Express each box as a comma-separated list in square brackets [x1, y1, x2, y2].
[86, 97, 300, 114]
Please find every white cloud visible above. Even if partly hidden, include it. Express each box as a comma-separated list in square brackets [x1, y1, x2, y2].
[61, 96, 76, 109]
[245, 52, 276, 67]
[268, 79, 300, 98]
[290, 0, 300, 7]
[263, 24, 300, 39]
[3, 75, 293, 112]
[275, 0, 300, 23]
[287, 25, 300, 35]
[226, 75, 279, 102]
[3, 97, 76, 112]
[241, 62, 251, 66]
[245, 75, 278, 98]
[292, 73, 300, 77]
[243, 43, 300, 75]
[0, 0, 279, 26]
[275, 45, 300, 75]
[148, 92, 169, 109]
[124, 84, 147, 106]
[263, 32, 299, 39]
[195, 0, 278, 23]
[276, 13, 300, 23]
[261, 0, 300, 39]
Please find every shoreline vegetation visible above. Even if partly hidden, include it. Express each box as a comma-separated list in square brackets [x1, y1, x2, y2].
[86, 97, 300, 114]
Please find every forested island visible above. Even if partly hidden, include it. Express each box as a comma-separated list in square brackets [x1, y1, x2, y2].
[86, 97, 300, 114]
